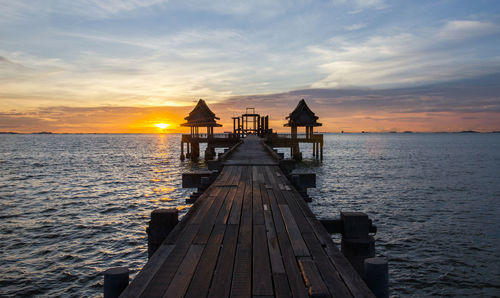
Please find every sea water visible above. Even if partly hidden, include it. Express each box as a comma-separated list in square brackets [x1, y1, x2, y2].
[0, 133, 499, 297]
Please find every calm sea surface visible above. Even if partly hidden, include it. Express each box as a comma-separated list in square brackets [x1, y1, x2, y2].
[1, 133, 499, 297]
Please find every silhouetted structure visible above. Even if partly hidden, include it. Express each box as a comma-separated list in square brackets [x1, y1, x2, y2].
[180, 99, 238, 161]
[232, 107, 271, 137]
[267, 99, 324, 160]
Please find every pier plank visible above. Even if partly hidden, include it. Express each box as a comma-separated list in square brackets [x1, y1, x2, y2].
[162, 244, 205, 298]
[119, 244, 174, 297]
[230, 165, 253, 298]
[207, 224, 239, 298]
[279, 204, 310, 257]
[263, 168, 308, 298]
[253, 224, 273, 296]
[185, 224, 226, 298]
[139, 224, 200, 297]
[278, 186, 352, 297]
[276, 172, 373, 298]
[298, 257, 330, 298]
[216, 166, 243, 225]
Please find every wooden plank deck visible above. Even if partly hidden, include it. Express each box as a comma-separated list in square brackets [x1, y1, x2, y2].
[121, 136, 374, 298]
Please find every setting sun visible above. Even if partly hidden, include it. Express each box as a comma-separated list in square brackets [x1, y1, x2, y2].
[155, 123, 170, 130]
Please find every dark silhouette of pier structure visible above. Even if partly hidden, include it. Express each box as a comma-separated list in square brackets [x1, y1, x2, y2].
[104, 99, 390, 298]
[232, 107, 271, 137]
[181, 99, 323, 162]
[107, 99, 389, 298]
[267, 99, 324, 161]
[180, 99, 239, 161]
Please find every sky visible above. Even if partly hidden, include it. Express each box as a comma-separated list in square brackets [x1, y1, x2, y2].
[1, 0, 499, 133]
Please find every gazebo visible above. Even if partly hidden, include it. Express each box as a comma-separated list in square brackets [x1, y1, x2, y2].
[284, 99, 323, 160]
[180, 99, 222, 160]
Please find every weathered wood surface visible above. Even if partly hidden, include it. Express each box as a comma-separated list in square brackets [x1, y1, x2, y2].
[121, 136, 374, 298]
[223, 135, 278, 166]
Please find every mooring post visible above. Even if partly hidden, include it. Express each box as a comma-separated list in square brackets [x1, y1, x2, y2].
[103, 267, 129, 298]
[340, 212, 375, 277]
[364, 257, 389, 298]
[147, 208, 179, 259]
[290, 173, 315, 202]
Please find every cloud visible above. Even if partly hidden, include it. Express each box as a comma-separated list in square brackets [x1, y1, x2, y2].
[211, 74, 500, 132]
[438, 20, 500, 40]
[220, 73, 500, 115]
[332, 0, 387, 12]
[309, 20, 500, 88]
[0, 106, 191, 133]
[344, 23, 367, 31]
[1, 74, 499, 133]
[0, 0, 170, 22]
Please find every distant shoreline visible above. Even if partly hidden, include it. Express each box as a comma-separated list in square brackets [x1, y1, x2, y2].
[2, 131, 499, 135]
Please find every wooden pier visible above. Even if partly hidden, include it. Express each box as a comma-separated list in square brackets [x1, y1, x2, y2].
[120, 135, 374, 298]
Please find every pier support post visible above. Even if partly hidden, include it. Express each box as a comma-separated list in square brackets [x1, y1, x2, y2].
[191, 142, 200, 160]
[290, 173, 316, 202]
[279, 159, 295, 176]
[180, 142, 185, 160]
[103, 267, 129, 298]
[364, 257, 389, 298]
[205, 146, 216, 160]
[340, 212, 375, 277]
[147, 208, 178, 259]
[320, 142, 323, 160]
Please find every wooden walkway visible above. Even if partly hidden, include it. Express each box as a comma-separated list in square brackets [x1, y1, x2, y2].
[121, 136, 374, 298]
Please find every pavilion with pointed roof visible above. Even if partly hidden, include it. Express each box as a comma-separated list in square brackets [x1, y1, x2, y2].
[280, 99, 323, 161]
[285, 99, 322, 138]
[181, 99, 222, 134]
[179, 99, 224, 161]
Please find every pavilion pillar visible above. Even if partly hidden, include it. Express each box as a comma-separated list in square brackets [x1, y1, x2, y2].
[180, 141, 185, 160]
[257, 115, 261, 135]
[191, 142, 200, 161]
[320, 141, 323, 160]
[238, 117, 241, 137]
[291, 126, 297, 139]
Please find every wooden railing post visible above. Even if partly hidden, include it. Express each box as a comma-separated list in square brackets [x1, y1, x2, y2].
[340, 212, 375, 277]
[147, 208, 178, 259]
[103, 267, 129, 298]
[364, 257, 389, 298]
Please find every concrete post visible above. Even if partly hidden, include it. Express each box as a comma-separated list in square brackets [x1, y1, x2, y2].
[364, 257, 389, 298]
[340, 212, 375, 277]
[147, 208, 178, 259]
[200, 176, 210, 190]
[103, 267, 129, 298]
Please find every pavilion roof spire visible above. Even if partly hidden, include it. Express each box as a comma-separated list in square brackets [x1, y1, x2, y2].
[284, 99, 322, 127]
[181, 99, 222, 127]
